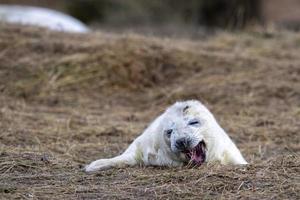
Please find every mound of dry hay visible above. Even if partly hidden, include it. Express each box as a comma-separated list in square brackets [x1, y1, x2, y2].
[0, 24, 204, 99]
[0, 24, 299, 199]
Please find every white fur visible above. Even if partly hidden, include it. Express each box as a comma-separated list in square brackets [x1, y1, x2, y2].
[85, 100, 247, 172]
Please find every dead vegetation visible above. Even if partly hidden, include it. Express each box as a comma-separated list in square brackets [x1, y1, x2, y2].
[0, 24, 299, 199]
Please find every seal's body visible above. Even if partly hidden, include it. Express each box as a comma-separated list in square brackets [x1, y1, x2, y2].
[85, 100, 247, 172]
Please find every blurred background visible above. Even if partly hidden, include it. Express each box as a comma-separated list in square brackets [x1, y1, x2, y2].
[1, 0, 300, 37]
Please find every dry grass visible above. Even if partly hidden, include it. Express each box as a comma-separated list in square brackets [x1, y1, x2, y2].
[0, 24, 299, 199]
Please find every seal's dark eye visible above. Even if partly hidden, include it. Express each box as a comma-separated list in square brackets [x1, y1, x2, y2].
[188, 119, 200, 126]
[165, 129, 173, 137]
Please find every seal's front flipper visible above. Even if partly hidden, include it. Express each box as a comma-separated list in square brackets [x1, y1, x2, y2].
[84, 153, 137, 172]
[221, 146, 248, 165]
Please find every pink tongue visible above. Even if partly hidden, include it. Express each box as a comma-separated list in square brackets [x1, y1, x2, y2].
[190, 144, 205, 164]
[191, 150, 204, 163]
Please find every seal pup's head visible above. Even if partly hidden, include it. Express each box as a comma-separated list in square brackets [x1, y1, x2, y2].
[162, 100, 215, 166]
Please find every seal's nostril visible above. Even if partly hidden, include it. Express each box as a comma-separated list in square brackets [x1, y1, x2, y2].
[176, 139, 185, 149]
[186, 139, 191, 146]
[176, 138, 191, 150]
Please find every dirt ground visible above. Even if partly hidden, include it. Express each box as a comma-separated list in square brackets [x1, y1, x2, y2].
[0, 24, 299, 199]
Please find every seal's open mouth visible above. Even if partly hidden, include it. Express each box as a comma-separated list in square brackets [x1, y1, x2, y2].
[185, 141, 206, 166]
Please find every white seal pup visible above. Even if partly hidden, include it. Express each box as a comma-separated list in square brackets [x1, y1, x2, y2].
[85, 100, 247, 172]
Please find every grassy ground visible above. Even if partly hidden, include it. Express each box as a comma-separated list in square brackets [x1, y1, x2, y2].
[0, 24, 299, 199]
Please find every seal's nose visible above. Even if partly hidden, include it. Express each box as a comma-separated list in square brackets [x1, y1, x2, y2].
[175, 138, 191, 151]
